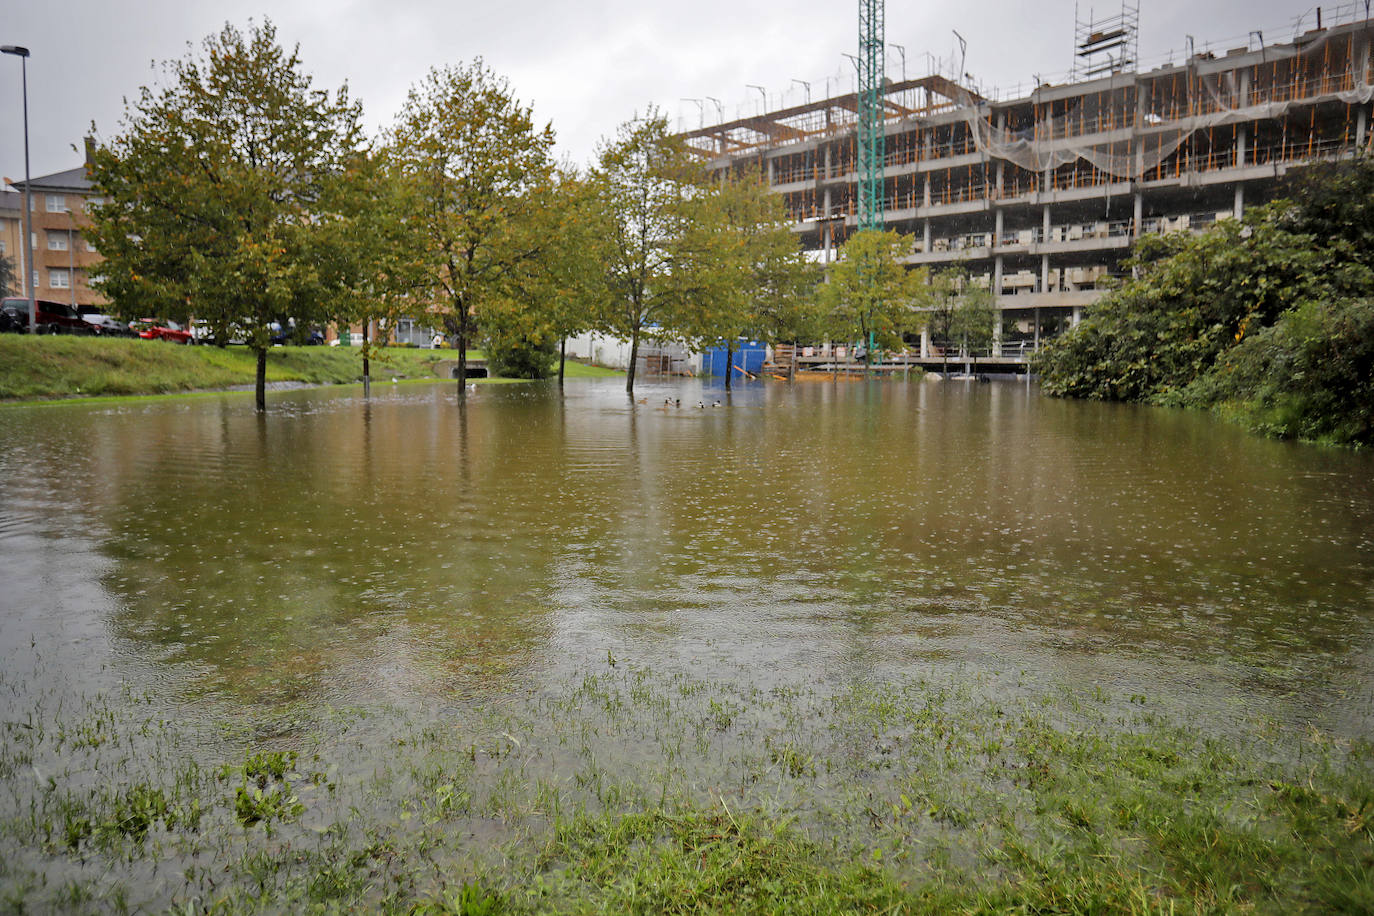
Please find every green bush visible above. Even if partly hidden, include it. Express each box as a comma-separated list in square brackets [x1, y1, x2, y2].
[1034, 154, 1374, 445]
[485, 333, 557, 379]
[1181, 298, 1374, 445]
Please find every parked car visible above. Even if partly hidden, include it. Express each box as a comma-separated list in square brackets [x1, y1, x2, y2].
[131, 319, 194, 344]
[0, 303, 27, 333]
[191, 319, 248, 346]
[0, 297, 94, 334]
[269, 321, 325, 346]
[77, 306, 135, 337]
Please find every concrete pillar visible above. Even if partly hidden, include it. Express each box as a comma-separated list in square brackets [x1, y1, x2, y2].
[923, 174, 931, 207]
[1033, 307, 1041, 349]
[920, 326, 930, 358]
[1040, 205, 1051, 293]
[1358, 106, 1368, 150]
[994, 208, 1004, 246]
[923, 220, 931, 253]
[1072, 306, 1082, 326]
[1133, 192, 1143, 237]
[1234, 184, 1244, 220]
[1237, 125, 1248, 167]
[767, 157, 776, 185]
[992, 308, 1003, 358]
[994, 254, 1004, 297]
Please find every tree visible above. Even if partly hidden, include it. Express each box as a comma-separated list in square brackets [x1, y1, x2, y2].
[311, 146, 414, 392]
[817, 229, 927, 373]
[1032, 213, 1337, 401]
[87, 20, 365, 411]
[481, 168, 607, 386]
[1031, 155, 1374, 444]
[0, 254, 15, 298]
[386, 60, 557, 395]
[589, 114, 707, 395]
[681, 169, 816, 389]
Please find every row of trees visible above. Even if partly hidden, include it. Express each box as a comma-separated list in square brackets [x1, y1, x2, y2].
[87, 21, 995, 410]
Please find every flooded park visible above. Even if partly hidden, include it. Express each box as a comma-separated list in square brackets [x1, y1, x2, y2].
[1, 378, 1372, 911]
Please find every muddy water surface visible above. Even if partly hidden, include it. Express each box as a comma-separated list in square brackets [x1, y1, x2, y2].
[1, 378, 1372, 736]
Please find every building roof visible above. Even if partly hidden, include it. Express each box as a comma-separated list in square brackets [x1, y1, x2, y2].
[9, 165, 93, 194]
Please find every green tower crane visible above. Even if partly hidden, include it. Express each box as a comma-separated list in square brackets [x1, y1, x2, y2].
[857, 0, 885, 233]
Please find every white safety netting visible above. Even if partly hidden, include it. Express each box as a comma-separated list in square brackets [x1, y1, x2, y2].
[952, 26, 1373, 180]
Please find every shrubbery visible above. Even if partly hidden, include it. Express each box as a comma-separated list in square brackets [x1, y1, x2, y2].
[484, 332, 558, 379]
[1033, 155, 1374, 446]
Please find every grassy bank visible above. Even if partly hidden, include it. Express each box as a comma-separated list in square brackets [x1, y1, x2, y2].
[0, 336, 621, 401]
[0, 663, 1369, 913]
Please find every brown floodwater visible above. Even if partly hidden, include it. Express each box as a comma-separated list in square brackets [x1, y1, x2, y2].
[1, 378, 1372, 738]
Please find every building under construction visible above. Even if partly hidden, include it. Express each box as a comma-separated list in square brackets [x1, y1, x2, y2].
[679, 7, 1374, 367]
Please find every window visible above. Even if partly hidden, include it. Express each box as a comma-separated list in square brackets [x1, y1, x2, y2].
[0, 240, 6, 254]
[32, 271, 40, 291]
[49, 268, 70, 289]
[48, 232, 68, 252]
[46, 194, 65, 213]
[85, 240, 97, 253]
[83, 196, 105, 212]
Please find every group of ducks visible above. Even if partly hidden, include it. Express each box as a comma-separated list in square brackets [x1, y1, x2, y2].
[640, 397, 724, 409]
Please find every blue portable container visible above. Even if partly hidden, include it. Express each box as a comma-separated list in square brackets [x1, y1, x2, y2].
[701, 339, 767, 378]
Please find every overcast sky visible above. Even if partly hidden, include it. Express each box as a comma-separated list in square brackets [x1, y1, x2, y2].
[0, 0, 1334, 183]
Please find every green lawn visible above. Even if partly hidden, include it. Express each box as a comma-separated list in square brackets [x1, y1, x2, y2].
[0, 336, 620, 401]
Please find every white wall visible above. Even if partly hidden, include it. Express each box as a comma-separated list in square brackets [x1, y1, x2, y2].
[564, 332, 705, 376]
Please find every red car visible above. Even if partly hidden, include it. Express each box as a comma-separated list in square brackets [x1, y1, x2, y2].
[132, 319, 194, 344]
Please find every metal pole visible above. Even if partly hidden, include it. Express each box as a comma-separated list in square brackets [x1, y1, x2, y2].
[2, 47, 36, 332]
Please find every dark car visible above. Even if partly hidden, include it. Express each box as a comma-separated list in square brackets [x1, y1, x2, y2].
[77, 305, 135, 337]
[269, 321, 325, 346]
[0, 303, 26, 333]
[0, 297, 94, 334]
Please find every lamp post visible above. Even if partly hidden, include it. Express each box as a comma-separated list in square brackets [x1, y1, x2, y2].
[747, 84, 767, 114]
[1, 45, 35, 333]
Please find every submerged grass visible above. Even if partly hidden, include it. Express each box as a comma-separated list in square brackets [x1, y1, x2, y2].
[0, 336, 621, 401]
[0, 664, 1369, 913]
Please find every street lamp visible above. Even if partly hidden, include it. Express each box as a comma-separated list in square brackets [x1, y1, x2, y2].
[1, 45, 35, 333]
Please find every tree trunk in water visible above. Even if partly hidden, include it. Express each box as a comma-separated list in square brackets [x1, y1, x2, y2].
[453, 310, 469, 396]
[724, 339, 733, 392]
[362, 322, 371, 396]
[558, 336, 566, 388]
[254, 346, 267, 412]
[625, 326, 640, 395]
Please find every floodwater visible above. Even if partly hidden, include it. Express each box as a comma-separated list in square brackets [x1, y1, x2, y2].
[2, 377, 1373, 738]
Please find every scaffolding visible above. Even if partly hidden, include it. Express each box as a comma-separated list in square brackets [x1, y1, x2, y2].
[1072, 2, 1140, 81]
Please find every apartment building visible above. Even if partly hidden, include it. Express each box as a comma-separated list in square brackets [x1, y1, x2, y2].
[7, 161, 105, 309]
[680, 10, 1374, 363]
[0, 189, 24, 296]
